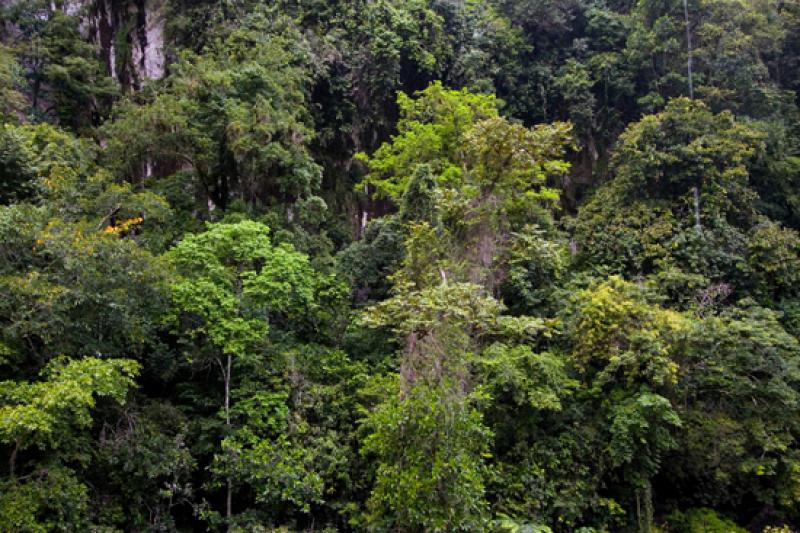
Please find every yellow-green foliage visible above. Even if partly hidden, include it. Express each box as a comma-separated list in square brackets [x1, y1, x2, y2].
[571, 276, 685, 389]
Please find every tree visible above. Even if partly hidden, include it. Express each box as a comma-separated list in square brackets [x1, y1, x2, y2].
[361, 374, 493, 531]
[668, 305, 800, 511]
[165, 220, 320, 527]
[0, 356, 139, 530]
[359, 281, 503, 531]
[356, 81, 501, 200]
[0, 211, 169, 371]
[0, 356, 139, 476]
[625, 0, 788, 117]
[357, 81, 572, 289]
[573, 98, 771, 300]
[564, 276, 685, 531]
[90, 400, 196, 531]
[0, 205, 169, 367]
[9, 2, 116, 131]
[0, 45, 25, 123]
[0, 125, 37, 204]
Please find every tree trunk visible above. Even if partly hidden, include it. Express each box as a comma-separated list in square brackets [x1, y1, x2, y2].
[637, 480, 654, 533]
[693, 186, 702, 236]
[9, 438, 20, 478]
[683, 0, 694, 99]
[221, 354, 232, 531]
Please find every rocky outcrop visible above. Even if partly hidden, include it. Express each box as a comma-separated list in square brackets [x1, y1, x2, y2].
[3, 0, 166, 89]
[82, 0, 165, 89]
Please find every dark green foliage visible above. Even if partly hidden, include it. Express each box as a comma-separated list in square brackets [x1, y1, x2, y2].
[6, 2, 117, 131]
[2, 0, 800, 531]
[572, 98, 783, 303]
[361, 377, 493, 531]
[0, 45, 26, 123]
[337, 217, 404, 303]
[103, 9, 320, 214]
[664, 507, 747, 532]
[0, 125, 36, 203]
[0, 204, 169, 366]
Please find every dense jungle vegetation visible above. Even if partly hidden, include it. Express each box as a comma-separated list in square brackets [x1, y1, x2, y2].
[2, 0, 800, 531]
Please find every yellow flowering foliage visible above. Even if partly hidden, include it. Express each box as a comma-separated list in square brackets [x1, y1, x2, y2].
[571, 276, 686, 389]
[103, 217, 144, 235]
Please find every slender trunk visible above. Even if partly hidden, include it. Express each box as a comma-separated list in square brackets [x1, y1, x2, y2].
[9, 438, 20, 478]
[643, 481, 653, 533]
[636, 490, 642, 533]
[224, 354, 231, 427]
[693, 186, 702, 236]
[226, 479, 232, 531]
[683, 0, 694, 99]
[32, 78, 40, 111]
[636, 481, 654, 533]
[224, 353, 232, 530]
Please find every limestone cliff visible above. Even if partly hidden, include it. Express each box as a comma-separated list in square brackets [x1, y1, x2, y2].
[82, 0, 165, 89]
[2, 0, 166, 89]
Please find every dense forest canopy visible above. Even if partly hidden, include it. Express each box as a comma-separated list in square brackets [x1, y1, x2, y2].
[1, 0, 800, 531]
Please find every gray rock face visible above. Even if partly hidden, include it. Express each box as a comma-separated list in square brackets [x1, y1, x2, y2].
[82, 0, 165, 89]
[2, 0, 166, 88]
[132, 0, 164, 81]
[0, 0, 165, 88]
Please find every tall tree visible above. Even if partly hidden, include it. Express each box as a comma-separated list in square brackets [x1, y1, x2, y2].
[165, 221, 322, 528]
